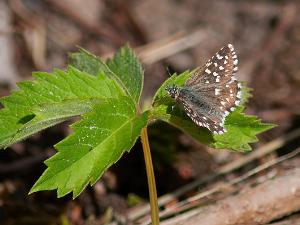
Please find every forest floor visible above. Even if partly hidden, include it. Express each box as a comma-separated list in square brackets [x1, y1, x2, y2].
[0, 0, 300, 224]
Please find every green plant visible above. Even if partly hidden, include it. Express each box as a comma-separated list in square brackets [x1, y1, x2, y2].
[0, 45, 274, 224]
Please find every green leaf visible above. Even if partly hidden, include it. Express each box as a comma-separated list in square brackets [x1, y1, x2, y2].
[69, 48, 134, 95]
[69, 48, 109, 76]
[0, 66, 124, 149]
[213, 107, 275, 151]
[107, 44, 143, 103]
[70, 46, 144, 104]
[7, 99, 103, 148]
[240, 83, 252, 105]
[30, 97, 149, 198]
[151, 70, 275, 151]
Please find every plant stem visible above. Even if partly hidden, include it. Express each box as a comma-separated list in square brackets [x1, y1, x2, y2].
[141, 127, 160, 224]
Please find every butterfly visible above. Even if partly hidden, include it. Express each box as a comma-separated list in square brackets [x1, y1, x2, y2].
[166, 44, 242, 134]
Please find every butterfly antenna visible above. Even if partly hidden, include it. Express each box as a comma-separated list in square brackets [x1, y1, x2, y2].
[166, 66, 172, 77]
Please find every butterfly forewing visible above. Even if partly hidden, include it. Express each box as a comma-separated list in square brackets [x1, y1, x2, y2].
[169, 44, 242, 134]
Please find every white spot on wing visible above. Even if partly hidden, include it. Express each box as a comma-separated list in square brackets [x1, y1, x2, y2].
[206, 62, 212, 67]
[205, 68, 211, 74]
[216, 54, 223, 59]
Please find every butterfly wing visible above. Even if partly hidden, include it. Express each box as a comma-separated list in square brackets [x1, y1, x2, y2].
[182, 44, 241, 134]
[180, 98, 225, 134]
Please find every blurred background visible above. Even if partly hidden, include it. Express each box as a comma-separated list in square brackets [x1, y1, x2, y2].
[0, 0, 300, 224]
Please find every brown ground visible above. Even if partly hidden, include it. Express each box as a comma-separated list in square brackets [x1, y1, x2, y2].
[0, 0, 299, 224]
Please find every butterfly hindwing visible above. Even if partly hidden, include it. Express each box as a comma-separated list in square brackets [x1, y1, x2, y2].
[180, 97, 226, 134]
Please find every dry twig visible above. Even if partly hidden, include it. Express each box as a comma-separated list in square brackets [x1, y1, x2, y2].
[139, 148, 300, 224]
[162, 168, 300, 225]
[127, 128, 300, 221]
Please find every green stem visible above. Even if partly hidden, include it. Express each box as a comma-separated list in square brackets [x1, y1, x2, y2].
[141, 127, 160, 224]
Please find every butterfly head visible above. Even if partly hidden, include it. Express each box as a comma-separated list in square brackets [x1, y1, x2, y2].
[166, 85, 180, 99]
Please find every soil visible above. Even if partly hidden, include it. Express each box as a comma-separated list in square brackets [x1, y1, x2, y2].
[0, 0, 299, 224]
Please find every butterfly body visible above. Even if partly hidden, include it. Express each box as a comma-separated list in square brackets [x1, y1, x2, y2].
[166, 44, 242, 135]
[176, 87, 217, 117]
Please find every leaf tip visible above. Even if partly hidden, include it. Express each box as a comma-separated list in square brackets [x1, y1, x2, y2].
[28, 184, 40, 195]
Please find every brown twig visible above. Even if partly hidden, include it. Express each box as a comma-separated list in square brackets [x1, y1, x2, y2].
[139, 147, 300, 224]
[136, 28, 213, 65]
[162, 168, 300, 225]
[218, 127, 300, 175]
[127, 127, 300, 221]
[269, 214, 300, 225]
[101, 28, 213, 65]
